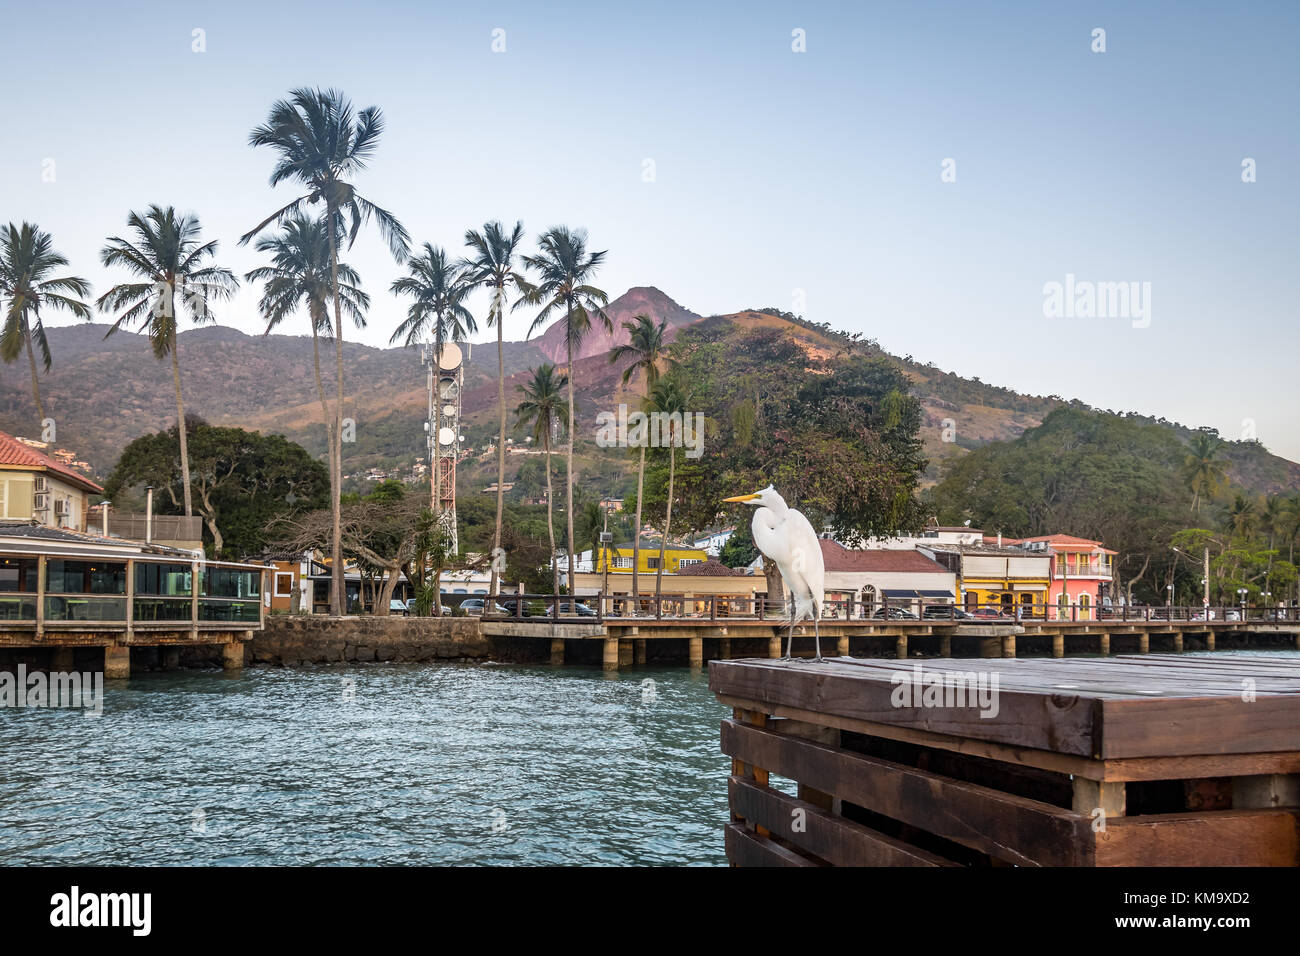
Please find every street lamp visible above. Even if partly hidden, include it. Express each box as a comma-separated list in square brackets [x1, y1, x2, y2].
[1237, 587, 1248, 621]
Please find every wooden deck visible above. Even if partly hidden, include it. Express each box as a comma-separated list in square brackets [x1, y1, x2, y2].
[711, 654, 1300, 866]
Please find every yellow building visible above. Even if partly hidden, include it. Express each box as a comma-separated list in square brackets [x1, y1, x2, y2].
[920, 544, 1052, 617]
[595, 539, 708, 575]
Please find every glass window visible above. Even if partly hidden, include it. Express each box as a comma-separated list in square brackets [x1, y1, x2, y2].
[202, 567, 260, 598]
[275, 573, 293, 596]
[0, 557, 37, 592]
[135, 562, 193, 596]
[47, 560, 127, 594]
[647, 557, 661, 569]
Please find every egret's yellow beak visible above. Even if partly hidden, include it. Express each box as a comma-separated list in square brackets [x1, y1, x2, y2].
[723, 493, 759, 503]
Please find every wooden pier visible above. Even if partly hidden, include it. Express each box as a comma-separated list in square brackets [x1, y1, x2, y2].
[711, 654, 1300, 866]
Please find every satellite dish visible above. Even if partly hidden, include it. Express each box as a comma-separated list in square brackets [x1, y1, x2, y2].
[438, 426, 456, 447]
[438, 343, 462, 371]
[442, 404, 456, 418]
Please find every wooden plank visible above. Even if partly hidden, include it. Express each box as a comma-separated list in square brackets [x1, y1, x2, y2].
[717, 692, 1300, 782]
[711, 660, 1100, 757]
[1094, 810, 1300, 866]
[720, 719, 1088, 866]
[1098, 695, 1300, 758]
[728, 777, 957, 866]
[724, 823, 822, 867]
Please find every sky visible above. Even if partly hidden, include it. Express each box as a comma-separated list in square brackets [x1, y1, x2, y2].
[2, 0, 1297, 459]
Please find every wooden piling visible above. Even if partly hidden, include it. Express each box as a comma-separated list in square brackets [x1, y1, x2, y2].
[1052, 634, 1064, 658]
[550, 638, 565, 665]
[895, 636, 908, 660]
[104, 645, 130, 680]
[688, 636, 704, 667]
[603, 636, 619, 670]
[768, 635, 782, 659]
[1098, 633, 1110, 656]
[1001, 635, 1016, 659]
[837, 636, 849, 658]
[1138, 633, 1149, 654]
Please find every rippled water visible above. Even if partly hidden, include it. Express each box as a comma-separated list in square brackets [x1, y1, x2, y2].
[0, 664, 733, 866]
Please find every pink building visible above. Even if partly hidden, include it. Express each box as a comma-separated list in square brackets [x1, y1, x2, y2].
[1005, 534, 1117, 621]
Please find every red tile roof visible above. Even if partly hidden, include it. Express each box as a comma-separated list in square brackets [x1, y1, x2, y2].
[0, 431, 103, 493]
[1015, 533, 1116, 554]
[676, 559, 748, 576]
[819, 539, 950, 573]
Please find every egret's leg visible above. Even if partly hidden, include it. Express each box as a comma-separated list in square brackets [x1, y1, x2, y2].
[784, 601, 795, 659]
[813, 608, 823, 661]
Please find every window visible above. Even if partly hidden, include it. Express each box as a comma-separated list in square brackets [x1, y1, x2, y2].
[275, 573, 294, 597]
[646, 557, 661, 570]
[135, 563, 193, 596]
[0, 557, 37, 592]
[47, 560, 127, 594]
[202, 567, 260, 598]
[613, 557, 633, 569]
[679, 559, 702, 567]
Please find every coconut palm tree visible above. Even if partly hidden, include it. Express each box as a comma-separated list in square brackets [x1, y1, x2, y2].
[609, 313, 667, 610]
[391, 243, 476, 602]
[645, 377, 689, 607]
[1225, 494, 1257, 542]
[0, 223, 93, 425]
[520, 227, 610, 591]
[242, 87, 410, 615]
[245, 215, 369, 490]
[514, 364, 569, 596]
[97, 205, 238, 518]
[460, 221, 530, 600]
[1183, 432, 1227, 514]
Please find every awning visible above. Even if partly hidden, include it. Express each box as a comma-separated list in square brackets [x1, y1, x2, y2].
[918, 589, 954, 598]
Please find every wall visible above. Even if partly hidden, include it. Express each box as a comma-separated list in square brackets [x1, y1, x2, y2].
[252, 614, 495, 665]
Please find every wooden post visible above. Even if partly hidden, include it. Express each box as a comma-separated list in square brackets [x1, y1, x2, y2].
[1138, 633, 1149, 654]
[768, 634, 781, 659]
[1173, 633, 1184, 653]
[837, 635, 849, 657]
[688, 636, 703, 667]
[1098, 633, 1110, 655]
[602, 635, 619, 670]
[1073, 777, 1126, 817]
[896, 635, 907, 660]
[1001, 635, 1016, 658]
[104, 644, 130, 679]
[1206, 632, 1215, 651]
[35, 554, 45, 641]
[549, 638, 564, 665]
[1052, 634, 1064, 658]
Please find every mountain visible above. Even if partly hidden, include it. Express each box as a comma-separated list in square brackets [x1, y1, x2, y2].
[534, 286, 700, 364]
[2, 290, 1297, 504]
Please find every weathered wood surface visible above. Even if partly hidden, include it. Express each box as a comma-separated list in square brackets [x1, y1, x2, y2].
[709, 655, 1300, 759]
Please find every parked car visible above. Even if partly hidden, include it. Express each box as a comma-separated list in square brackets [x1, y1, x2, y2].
[546, 601, 598, 617]
[500, 598, 547, 618]
[870, 606, 918, 620]
[968, 607, 1012, 620]
[922, 605, 973, 620]
[459, 598, 509, 616]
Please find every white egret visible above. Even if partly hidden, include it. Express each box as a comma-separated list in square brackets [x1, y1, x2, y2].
[723, 485, 825, 660]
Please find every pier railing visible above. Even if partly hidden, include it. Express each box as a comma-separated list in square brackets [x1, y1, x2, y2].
[477, 592, 1299, 625]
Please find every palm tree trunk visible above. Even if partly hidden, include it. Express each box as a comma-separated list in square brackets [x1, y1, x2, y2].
[632, 444, 644, 608]
[491, 305, 505, 598]
[433, 326, 443, 523]
[24, 333, 46, 425]
[656, 446, 675, 607]
[545, 431, 558, 597]
[169, 319, 194, 518]
[566, 324, 577, 595]
[327, 216, 345, 616]
[310, 320, 337, 585]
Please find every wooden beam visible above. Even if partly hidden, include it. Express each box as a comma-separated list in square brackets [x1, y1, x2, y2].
[1094, 809, 1299, 866]
[724, 823, 822, 867]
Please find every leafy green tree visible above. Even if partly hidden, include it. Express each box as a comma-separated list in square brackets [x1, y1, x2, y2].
[461, 221, 531, 600]
[246, 214, 369, 500]
[106, 421, 327, 557]
[0, 223, 92, 424]
[97, 205, 239, 518]
[1182, 430, 1227, 514]
[243, 87, 411, 615]
[719, 520, 759, 569]
[520, 226, 610, 591]
[514, 363, 569, 595]
[609, 312, 667, 605]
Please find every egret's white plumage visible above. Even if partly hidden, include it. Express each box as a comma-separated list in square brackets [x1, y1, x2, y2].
[723, 485, 825, 659]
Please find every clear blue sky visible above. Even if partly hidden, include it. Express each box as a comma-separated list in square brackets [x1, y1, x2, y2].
[3, 1, 1297, 459]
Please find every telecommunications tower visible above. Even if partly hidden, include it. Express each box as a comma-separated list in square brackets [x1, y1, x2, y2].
[422, 340, 467, 555]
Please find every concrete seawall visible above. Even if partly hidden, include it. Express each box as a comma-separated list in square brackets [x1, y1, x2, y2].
[251, 616, 496, 665]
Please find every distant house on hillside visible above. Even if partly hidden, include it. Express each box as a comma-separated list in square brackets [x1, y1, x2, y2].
[0, 430, 102, 532]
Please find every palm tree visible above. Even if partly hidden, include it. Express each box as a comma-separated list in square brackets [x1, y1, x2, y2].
[97, 205, 238, 518]
[245, 215, 369, 493]
[461, 221, 530, 599]
[645, 377, 689, 607]
[520, 227, 610, 592]
[243, 87, 410, 615]
[1183, 432, 1227, 514]
[0, 223, 93, 425]
[391, 243, 476, 605]
[1225, 493, 1257, 542]
[609, 313, 667, 610]
[514, 364, 569, 596]
[1283, 493, 1300, 565]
